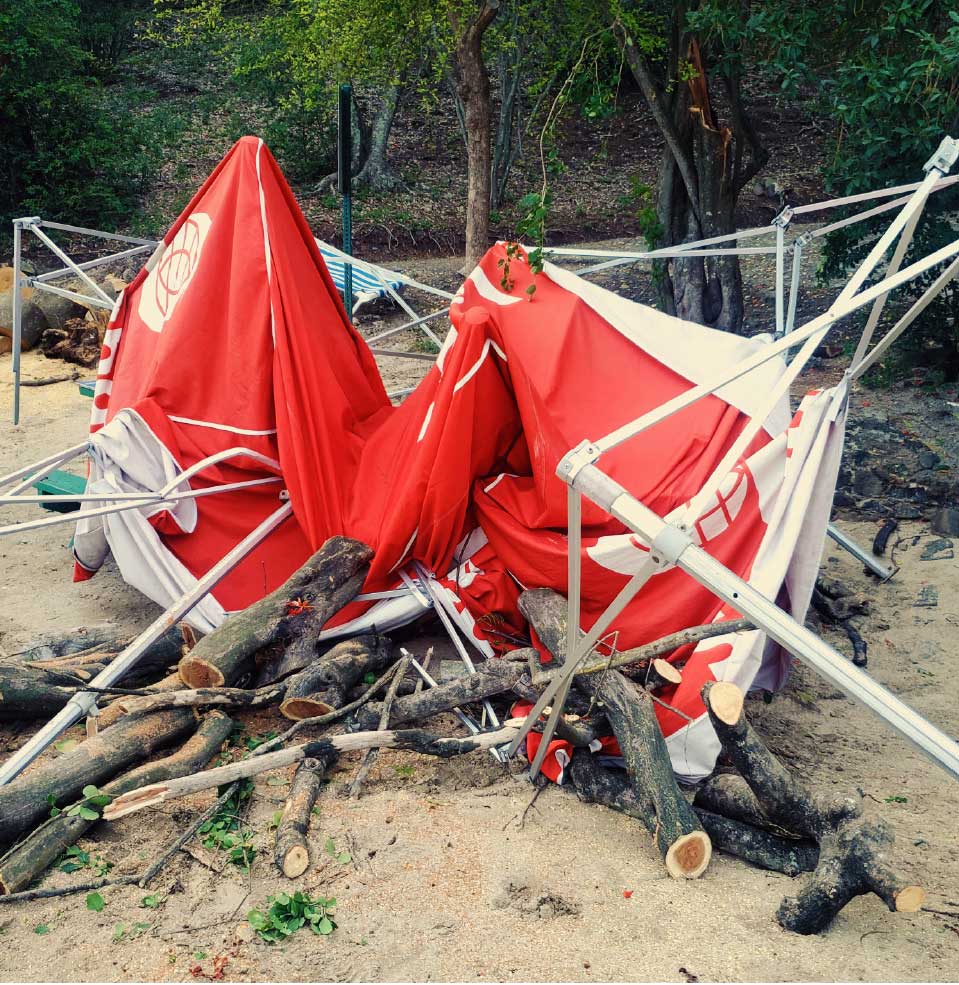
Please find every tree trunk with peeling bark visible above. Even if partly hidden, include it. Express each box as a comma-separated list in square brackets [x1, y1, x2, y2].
[617, 6, 768, 334]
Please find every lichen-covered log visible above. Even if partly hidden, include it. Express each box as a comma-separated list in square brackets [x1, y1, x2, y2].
[279, 635, 392, 720]
[0, 708, 197, 850]
[179, 536, 372, 688]
[275, 751, 338, 878]
[568, 750, 818, 877]
[0, 712, 233, 894]
[351, 658, 523, 730]
[702, 681, 924, 933]
[519, 588, 710, 879]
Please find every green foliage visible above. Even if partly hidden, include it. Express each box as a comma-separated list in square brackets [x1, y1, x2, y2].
[0, 1, 154, 246]
[246, 892, 337, 943]
[56, 844, 113, 877]
[86, 891, 106, 912]
[197, 780, 257, 870]
[140, 894, 163, 909]
[49, 785, 112, 821]
[817, 2, 959, 376]
[34, 924, 51, 936]
[324, 836, 351, 864]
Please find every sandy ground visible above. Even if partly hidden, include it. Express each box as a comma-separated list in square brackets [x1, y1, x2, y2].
[0, 296, 958, 982]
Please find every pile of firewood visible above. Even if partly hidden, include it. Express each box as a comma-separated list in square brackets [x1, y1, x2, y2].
[0, 536, 924, 933]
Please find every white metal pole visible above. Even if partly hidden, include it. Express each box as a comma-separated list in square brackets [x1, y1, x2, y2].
[775, 223, 786, 337]
[28, 223, 115, 306]
[826, 522, 893, 580]
[0, 500, 293, 786]
[784, 239, 804, 339]
[567, 462, 959, 782]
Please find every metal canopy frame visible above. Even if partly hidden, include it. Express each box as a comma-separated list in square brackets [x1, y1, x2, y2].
[7, 222, 457, 425]
[5, 139, 959, 785]
[509, 136, 959, 783]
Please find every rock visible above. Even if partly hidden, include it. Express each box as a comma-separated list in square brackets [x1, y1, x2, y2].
[931, 507, 959, 536]
[0, 287, 47, 350]
[918, 450, 941, 470]
[33, 288, 88, 331]
[893, 503, 922, 520]
[920, 538, 954, 561]
[853, 471, 885, 498]
[913, 585, 939, 608]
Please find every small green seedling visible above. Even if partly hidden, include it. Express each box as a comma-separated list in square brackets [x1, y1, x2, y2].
[393, 765, 415, 778]
[50, 785, 112, 821]
[86, 891, 105, 912]
[246, 892, 336, 943]
[140, 894, 163, 909]
[884, 795, 908, 804]
[324, 837, 351, 864]
[34, 924, 50, 935]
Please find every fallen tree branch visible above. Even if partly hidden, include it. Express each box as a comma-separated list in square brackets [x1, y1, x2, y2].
[0, 712, 233, 895]
[0, 708, 197, 850]
[567, 750, 819, 877]
[349, 656, 408, 798]
[179, 536, 372, 688]
[104, 721, 523, 819]
[280, 635, 393, 720]
[702, 681, 924, 933]
[274, 751, 338, 878]
[520, 589, 711, 879]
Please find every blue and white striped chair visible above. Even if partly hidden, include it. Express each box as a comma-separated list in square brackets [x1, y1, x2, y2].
[316, 240, 404, 315]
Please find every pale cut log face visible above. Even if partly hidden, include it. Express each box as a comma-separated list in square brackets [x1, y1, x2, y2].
[280, 697, 337, 721]
[179, 657, 225, 689]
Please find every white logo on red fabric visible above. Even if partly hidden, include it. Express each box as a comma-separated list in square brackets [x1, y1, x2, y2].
[587, 463, 751, 576]
[138, 212, 212, 333]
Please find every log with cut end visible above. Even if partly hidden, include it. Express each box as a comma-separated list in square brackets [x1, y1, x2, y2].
[275, 752, 338, 878]
[702, 681, 924, 934]
[104, 720, 523, 819]
[568, 750, 818, 877]
[280, 635, 392, 720]
[0, 708, 197, 850]
[519, 588, 711, 879]
[179, 536, 372, 688]
[0, 712, 233, 895]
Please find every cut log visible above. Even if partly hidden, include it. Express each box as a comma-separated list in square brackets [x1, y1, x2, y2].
[519, 588, 711, 879]
[274, 751, 338, 878]
[0, 712, 233, 894]
[279, 634, 392, 720]
[701, 681, 924, 934]
[104, 720, 523, 818]
[0, 708, 196, 850]
[568, 750, 818, 877]
[179, 536, 372, 688]
[351, 658, 523, 730]
[643, 658, 683, 692]
[0, 663, 79, 721]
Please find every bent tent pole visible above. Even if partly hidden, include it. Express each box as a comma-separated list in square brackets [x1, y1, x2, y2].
[826, 522, 894, 580]
[11, 220, 23, 426]
[560, 459, 959, 783]
[0, 441, 88, 494]
[0, 500, 293, 786]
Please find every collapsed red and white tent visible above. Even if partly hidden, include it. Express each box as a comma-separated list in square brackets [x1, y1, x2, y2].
[75, 137, 846, 780]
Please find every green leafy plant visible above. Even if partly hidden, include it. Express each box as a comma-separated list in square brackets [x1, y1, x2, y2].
[197, 781, 257, 870]
[140, 894, 163, 909]
[246, 892, 337, 943]
[34, 924, 51, 936]
[55, 844, 112, 876]
[324, 837, 351, 864]
[86, 891, 106, 912]
[884, 795, 909, 804]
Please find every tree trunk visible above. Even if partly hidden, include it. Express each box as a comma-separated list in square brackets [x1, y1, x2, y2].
[354, 85, 405, 192]
[0, 708, 197, 850]
[451, 3, 500, 271]
[618, 12, 768, 334]
[0, 712, 233, 895]
[491, 30, 522, 211]
[178, 536, 372, 688]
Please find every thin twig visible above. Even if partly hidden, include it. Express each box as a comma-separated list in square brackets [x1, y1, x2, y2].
[349, 657, 409, 799]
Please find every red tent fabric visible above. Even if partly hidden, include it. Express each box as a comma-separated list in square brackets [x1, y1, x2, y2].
[75, 138, 844, 779]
